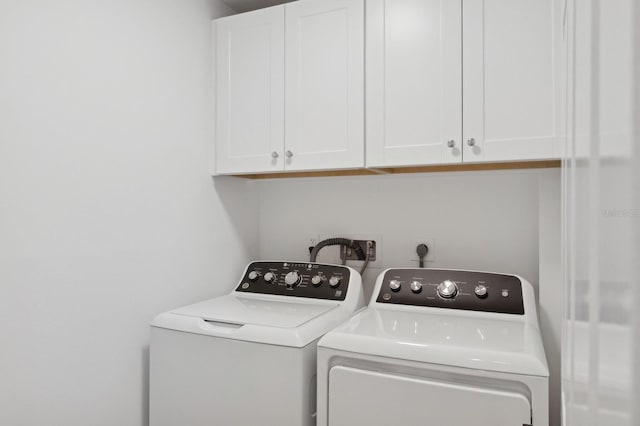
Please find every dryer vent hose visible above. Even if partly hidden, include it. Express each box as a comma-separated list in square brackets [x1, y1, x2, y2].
[309, 238, 366, 263]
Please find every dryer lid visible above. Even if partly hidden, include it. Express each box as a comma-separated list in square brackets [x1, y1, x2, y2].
[318, 308, 549, 377]
[171, 294, 338, 328]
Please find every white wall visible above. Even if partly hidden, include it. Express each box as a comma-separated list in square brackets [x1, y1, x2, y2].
[259, 169, 554, 295]
[0, 1, 256, 425]
[258, 167, 562, 425]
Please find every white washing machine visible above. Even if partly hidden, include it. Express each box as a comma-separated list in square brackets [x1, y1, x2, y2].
[150, 261, 364, 426]
[317, 268, 549, 426]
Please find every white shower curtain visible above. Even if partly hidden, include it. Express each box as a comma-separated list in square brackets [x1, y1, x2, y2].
[561, 0, 639, 425]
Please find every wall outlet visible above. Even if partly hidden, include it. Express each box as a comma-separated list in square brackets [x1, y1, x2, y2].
[409, 239, 435, 263]
[305, 234, 320, 256]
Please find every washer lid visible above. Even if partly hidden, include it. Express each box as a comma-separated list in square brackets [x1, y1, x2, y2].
[171, 294, 338, 328]
[318, 308, 549, 377]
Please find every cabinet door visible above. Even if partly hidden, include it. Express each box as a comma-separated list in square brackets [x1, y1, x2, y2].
[215, 7, 285, 174]
[284, 0, 364, 171]
[463, 0, 561, 162]
[366, 0, 463, 168]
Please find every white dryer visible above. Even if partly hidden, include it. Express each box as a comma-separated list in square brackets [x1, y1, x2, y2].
[317, 268, 549, 426]
[150, 261, 364, 426]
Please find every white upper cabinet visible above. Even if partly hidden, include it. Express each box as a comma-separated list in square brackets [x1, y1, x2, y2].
[214, 0, 364, 175]
[216, 6, 285, 174]
[216, 0, 559, 175]
[463, 0, 561, 162]
[366, 0, 561, 168]
[366, 0, 462, 168]
[285, 0, 365, 171]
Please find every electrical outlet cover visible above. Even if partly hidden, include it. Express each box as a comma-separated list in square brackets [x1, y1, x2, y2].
[304, 234, 320, 259]
[305, 234, 320, 248]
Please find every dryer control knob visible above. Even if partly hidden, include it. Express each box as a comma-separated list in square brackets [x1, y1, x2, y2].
[328, 276, 341, 288]
[474, 285, 488, 298]
[410, 281, 423, 294]
[264, 272, 276, 283]
[284, 271, 301, 288]
[248, 271, 260, 281]
[437, 280, 458, 299]
[311, 275, 325, 287]
[389, 280, 401, 292]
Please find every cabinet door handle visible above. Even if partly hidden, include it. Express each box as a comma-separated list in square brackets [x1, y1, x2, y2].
[285, 150, 294, 158]
[467, 138, 476, 147]
[446, 140, 455, 148]
[271, 151, 279, 159]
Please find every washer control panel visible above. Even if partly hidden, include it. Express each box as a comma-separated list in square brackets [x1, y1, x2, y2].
[235, 261, 350, 301]
[376, 269, 524, 314]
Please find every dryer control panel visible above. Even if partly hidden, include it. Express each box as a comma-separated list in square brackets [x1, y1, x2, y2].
[376, 269, 524, 314]
[235, 261, 351, 301]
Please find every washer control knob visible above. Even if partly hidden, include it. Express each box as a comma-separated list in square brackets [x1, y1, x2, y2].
[328, 276, 341, 288]
[248, 271, 260, 281]
[263, 272, 276, 283]
[475, 285, 488, 298]
[437, 280, 458, 299]
[389, 280, 401, 292]
[410, 281, 423, 294]
[284, 271, 301, 288]
[311, 275, 325, 287]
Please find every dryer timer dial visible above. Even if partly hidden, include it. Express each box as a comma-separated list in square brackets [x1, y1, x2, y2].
[437, 280, 458, 299]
